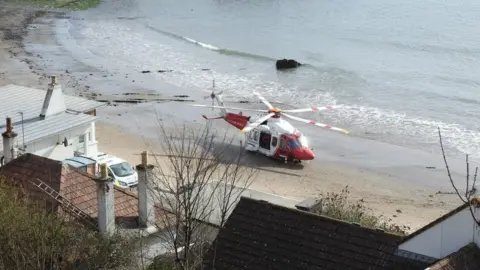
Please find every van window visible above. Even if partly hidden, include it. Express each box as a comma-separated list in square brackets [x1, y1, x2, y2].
[110, 162, 134, 177]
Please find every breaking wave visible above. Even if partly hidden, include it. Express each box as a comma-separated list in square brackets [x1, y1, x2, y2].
[144, 24, 306, 63]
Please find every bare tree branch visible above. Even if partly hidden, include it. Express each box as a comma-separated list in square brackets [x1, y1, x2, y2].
[146, 119, 258, 269]
[438, 127, 479, 226]
[438, 127, 467, 204]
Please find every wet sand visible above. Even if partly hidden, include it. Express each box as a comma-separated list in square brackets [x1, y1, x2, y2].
[0, 3, 472, 232]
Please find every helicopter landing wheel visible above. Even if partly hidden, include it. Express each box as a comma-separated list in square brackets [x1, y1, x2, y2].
[292, 159, 302, 165]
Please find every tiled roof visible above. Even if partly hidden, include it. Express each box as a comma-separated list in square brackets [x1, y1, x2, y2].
[427, 242, 480, 270]
[0, 153, 165, 229]
[0, 84, 104, 123]
[202, 197, 404, 270]
[384, 249, 434, 270]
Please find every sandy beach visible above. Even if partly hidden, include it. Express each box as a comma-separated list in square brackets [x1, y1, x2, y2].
[0, 2, 471, 233]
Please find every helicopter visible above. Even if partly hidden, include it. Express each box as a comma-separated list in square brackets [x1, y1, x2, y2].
[191, 88, 349, 164]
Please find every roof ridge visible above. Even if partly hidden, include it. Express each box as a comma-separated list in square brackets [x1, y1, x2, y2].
[239, 197, 404, 237]
[113, 186, 139, 199]
[232, 211, 399, 256]
[62, 163, 97, 180]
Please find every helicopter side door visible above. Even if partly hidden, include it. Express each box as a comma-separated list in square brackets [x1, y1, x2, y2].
[258, 131, 272, 156]
[245, 130, 259, 152]
[277, 134, 290, 159]
[270, 135, 279, 157]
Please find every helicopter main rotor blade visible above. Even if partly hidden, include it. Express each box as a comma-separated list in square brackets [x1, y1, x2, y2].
[190, 104, 267, 112]
[253, 92, 273, 109]
[282, 113, 349, 134]
[241, 113, 275, 133]
[282, 105, 343, 113]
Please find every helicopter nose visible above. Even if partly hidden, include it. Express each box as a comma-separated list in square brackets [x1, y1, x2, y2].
[292, 147, 315, 160]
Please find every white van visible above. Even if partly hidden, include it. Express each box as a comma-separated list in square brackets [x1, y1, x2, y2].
[90, 152, 138, 189]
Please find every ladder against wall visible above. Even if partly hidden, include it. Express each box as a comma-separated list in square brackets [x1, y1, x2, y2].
[29, 178, 97, 229]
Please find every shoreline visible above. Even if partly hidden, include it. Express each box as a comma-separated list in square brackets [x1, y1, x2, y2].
[0, 3, 468, 232]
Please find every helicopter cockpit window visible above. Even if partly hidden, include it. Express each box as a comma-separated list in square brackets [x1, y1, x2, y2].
[287, 136, 308, 150]
[298, 135, 308, 147]
[288, 139, 301, 150]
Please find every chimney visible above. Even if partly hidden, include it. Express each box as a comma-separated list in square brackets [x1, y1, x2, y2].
[2, 117, 18, 164]
[96, 163, 115, 234]
[137, 150, 155, 227]
[40, 75, 66, 118]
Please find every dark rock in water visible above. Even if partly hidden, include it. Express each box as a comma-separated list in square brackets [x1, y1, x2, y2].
[141, 70, 151, 73]
[157, 69, 173, 73]
[201, 68, 210, 71]
[275, 59, 302, 70]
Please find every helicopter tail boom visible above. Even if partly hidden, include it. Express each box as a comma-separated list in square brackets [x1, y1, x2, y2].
[224, 112, 250, 130]
[202, 115, 224, 120]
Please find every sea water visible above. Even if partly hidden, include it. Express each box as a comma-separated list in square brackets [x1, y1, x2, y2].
[63, 0, 480, 162]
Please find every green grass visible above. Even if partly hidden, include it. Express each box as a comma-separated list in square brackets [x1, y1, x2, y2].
[18, 0, 100, 10]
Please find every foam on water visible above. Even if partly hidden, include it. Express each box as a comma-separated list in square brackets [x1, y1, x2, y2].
[70, 19, 480, 161]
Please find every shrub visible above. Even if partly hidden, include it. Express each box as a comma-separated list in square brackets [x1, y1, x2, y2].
[311, 186, 410, 235]
[0, 176, 138, 269]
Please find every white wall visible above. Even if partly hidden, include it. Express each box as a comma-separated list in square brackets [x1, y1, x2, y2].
[399, 206, 479, 258]
[10, 121, 98, 162]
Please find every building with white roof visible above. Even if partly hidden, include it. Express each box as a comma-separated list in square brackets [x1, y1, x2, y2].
[0, 76, 105, 165]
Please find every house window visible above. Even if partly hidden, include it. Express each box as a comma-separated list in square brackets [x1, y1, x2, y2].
[79, 135, 85, 143]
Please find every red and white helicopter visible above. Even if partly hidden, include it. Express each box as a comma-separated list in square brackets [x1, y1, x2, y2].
[191, 89, 349, 164]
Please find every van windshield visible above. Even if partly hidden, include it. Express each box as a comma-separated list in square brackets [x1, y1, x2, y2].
[110, 162, 134, 177]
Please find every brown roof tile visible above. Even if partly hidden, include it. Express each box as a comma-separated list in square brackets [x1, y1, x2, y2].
[1, 153, 169, 229]
[427, 242, 480, 270]
[202, 197, 404, 270]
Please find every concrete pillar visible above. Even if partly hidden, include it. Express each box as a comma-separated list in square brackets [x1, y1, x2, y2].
[83, 132, 89, 156]
[2, 117, 17, 164]
[96, 163, 115, 234]
[137, 150, 156, 227]
[90, 122, 96, 143]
